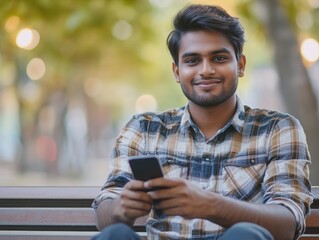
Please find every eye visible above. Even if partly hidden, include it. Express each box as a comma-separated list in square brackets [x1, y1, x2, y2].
[212, 56, 227, 62]
[184, 58, 201, 65]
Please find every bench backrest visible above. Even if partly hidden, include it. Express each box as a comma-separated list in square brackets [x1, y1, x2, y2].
[0, 186, 318, 239]
[306, 186, 319, 235]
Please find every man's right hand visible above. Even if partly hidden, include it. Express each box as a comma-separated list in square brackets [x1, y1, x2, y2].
[96, 179, 153, 230]
[116, 180, 153, 222]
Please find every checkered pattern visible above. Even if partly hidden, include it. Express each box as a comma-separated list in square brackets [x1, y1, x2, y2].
[93, 97, 312, 239]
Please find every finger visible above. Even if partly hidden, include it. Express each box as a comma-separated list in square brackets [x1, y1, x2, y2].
[121, 189, 152, 203]
[145, 178, 181, 190]
[121, 198, 152, 211]
[125, 180, 148, 191]
[147, 185, 183, 201]
[153, 197, 181, 210]
[153, 203, 193, 219]
[147, 189, 171, 201]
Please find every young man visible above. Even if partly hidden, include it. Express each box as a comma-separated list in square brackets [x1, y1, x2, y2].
[92, 4, 313, 240]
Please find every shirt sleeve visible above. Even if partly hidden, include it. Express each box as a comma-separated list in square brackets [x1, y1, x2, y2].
[263, 116, 313, 239]
[92, 115, 147, 209]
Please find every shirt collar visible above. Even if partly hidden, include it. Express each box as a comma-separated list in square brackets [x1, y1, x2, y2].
[231, 96, 245, 133]
[180, 104, 192, 133]
[179, 96, 245, 135]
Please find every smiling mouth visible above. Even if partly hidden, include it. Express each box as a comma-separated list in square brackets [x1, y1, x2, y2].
[194, 79, 222, 86]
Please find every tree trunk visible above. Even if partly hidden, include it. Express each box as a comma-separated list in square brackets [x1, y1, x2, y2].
[256, 0, 319, 185]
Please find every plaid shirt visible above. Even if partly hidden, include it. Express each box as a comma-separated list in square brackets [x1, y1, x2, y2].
[93, 97, 313, 240]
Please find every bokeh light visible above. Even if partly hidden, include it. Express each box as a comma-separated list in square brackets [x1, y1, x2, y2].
[5, 16, 20, 33]
[16, 28, 40, 50]
[26, 58, 46, 80]
[112, 20, 133, 40]
[296, 11, 313, 30]
[135, 94, 157, 113]
[301, 38, 319, 63]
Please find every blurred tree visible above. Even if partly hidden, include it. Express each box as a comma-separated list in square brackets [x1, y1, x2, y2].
[0, 0, 183, 175]
[1, 0, 318, 184]
[237, 0, 319, 184]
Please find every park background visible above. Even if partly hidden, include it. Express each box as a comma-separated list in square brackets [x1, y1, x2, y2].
[0, 0, 319, 186]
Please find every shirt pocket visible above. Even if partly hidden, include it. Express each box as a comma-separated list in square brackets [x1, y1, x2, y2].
[222, 154, 268, 200]
[157, 154, 189, 179]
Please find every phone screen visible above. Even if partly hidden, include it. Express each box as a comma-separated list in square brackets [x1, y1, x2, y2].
[128, 155, 163, 181]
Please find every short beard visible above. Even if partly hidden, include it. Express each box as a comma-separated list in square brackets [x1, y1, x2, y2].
[180, 84, 237, 107]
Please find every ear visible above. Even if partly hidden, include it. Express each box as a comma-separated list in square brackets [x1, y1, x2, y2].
[172, 62, 180, 83]
[238, 54, 246, 77]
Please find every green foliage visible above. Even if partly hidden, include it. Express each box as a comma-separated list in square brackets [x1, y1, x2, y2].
[0, 0, 188, 118]
[1, 0, 317, 116]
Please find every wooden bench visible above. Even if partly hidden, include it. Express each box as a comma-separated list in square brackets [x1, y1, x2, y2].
[0, 186, 318, 240]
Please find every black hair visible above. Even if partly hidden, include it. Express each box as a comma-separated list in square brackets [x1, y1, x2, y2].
[167, 4, 245, 65]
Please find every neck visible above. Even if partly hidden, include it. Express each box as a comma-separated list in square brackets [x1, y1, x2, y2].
[188, 96, 237, 140]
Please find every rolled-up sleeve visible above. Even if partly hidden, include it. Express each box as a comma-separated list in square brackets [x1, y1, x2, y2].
[263, 116, 313, 239]
[92, 116, 146, 209]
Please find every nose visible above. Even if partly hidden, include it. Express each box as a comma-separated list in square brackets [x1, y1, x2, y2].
[199, 59, 215, 76]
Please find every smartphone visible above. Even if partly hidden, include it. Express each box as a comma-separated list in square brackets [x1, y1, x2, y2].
[129, 155, 166, 216]
[128, 155, 163, 181]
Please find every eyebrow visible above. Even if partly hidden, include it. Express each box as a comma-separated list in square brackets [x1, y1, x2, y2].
[181, 48, 232, 59]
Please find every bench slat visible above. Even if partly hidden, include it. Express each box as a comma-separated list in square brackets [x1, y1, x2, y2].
[0, 186, 317, 239]
[0, 186, 100, 199]
[0, 208, 96, 225]
[0, 198, 93, 208]
[0, 208, 97, 231]
[306, 209, 319, 227]
[312, 187, 319, 208]
[0, 231, 97, 240]
[0, 231, 147, 240]
[0, 207, 146, 232]
[0, 186, 100, 208]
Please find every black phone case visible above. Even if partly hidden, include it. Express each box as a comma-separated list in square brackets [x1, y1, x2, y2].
[128, 156, 163, 181]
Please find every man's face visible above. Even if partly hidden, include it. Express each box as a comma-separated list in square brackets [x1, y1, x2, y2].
[173, 30, 245, 107]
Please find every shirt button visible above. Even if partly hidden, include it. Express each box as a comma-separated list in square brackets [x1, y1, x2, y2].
[250, 159, 255, 164]
[168, 159, 174, 164]
[205, 158, 210, 161]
